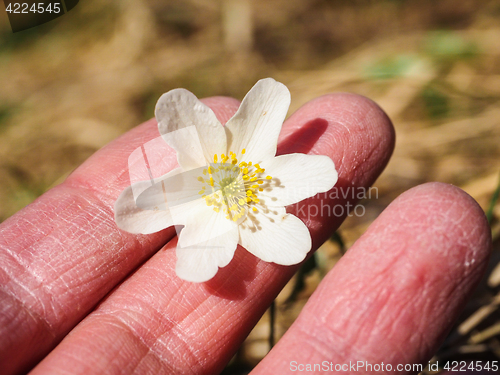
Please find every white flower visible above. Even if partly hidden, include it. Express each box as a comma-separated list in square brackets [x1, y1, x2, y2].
[114, 78, 337, 282]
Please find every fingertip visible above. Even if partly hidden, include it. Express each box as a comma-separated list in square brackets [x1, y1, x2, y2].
[380, 182, 492, 274]
[282, 93, 395, 186]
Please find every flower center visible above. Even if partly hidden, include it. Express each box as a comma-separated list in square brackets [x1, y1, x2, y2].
[197, 149, 272, 222]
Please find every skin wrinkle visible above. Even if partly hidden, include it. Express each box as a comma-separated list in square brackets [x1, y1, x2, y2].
[0, 250, 59, 332]
[99, 311, 172, 361]
[128, 352, 165, 375]
[159, 327, 200, 375]
[70, 333, 116, 373]
[110, 314, 172, 372]
[183, 300, 221, 339]
[351, 135, 384, 180]
[48, 251, 101, 294]
[350, 280, 405, 355]
[0, 284, 56, 340]
[1, 234, 40, 279]
[115, 292, 177, 332]
[89, 316, 162, 375]
[342, 136, 382, 185]
[191, 300, 247, 349]
[396, 320, 423, 363]
[306, 296, 357, 355]
[31, 194, 115, 284]
[295, 320, 378, 370]
[79, 315, 164, 374]
[159, 294, 245, 372]
[38, 210, 117, 304]
[1, 251, 44, 300]
[113, 333, 149, 375]
[91, 266, 216, 372]
[413, 297, 436, 358]
[381, 287, 426, 361]
[299, 328, 347, 362]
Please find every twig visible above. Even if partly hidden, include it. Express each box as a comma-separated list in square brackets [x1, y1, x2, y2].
[269, 300, 275, 350]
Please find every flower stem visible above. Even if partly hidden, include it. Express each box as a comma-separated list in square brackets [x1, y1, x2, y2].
[486, 172, 500, 224]
[269, 299, 275, 350]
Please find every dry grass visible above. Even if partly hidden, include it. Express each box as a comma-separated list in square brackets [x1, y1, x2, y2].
[1, 0, 500, 372]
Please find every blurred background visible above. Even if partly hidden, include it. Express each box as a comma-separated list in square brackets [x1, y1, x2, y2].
[1, 0, 500, 373]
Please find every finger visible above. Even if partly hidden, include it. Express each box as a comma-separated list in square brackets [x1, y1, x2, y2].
[0, 97, 241, 375]
[251, 182, 492, 374]
[31, 94, 395, 375]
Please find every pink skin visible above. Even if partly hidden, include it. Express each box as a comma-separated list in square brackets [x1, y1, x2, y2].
[0, 94, 490, 374]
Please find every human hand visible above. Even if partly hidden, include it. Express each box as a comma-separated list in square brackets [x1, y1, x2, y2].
[0, 93, 491, 374]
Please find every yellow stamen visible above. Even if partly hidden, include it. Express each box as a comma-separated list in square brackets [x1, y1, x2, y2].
[198, 151, 272, 222]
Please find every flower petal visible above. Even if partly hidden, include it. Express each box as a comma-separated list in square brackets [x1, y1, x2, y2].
[176, 221, 239, 283]
[258, 154, 337, 206]
[239, 208, 311, 265]
[137, 166, 206, 209]
[114, 181, 174, 234]
[171, 197, 238, 248]
[155, 89, 226, 169]
[224, 78, 290, 163]
[115, 167, 184, 234]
